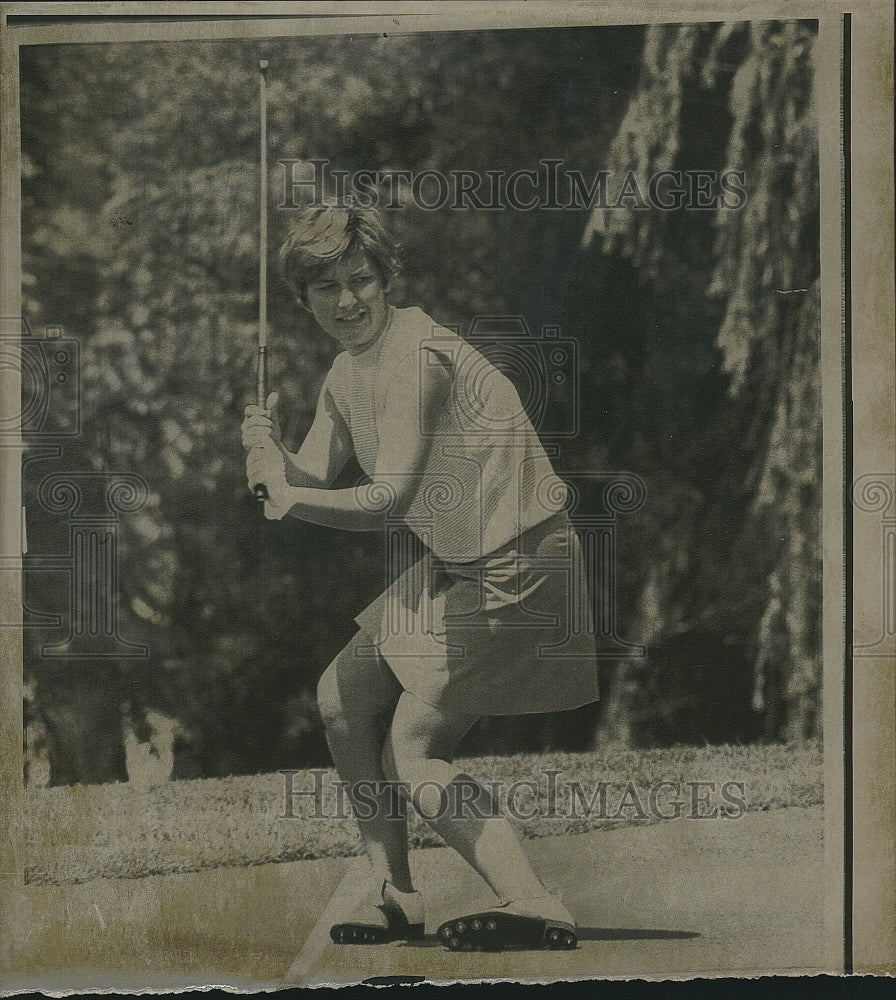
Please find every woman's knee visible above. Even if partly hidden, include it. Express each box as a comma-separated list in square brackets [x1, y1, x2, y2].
[382, 733, 462, 790]
[381, 730, 425, 786]
[316, 661, 345, 732]
[381, 741, 400, 784]
[379, 736, 451, 785]
[387, 692, 477, 764]
[316, 635, 401, 731]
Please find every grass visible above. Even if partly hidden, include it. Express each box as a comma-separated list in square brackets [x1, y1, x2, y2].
[23, 740, 822, 886]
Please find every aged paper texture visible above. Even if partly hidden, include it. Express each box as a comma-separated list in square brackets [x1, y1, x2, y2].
[1, 1, 893, 991]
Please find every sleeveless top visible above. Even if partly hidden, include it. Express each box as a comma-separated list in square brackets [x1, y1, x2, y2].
[323, 305, 568, 562]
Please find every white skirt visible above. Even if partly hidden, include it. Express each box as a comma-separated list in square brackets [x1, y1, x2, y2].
[354, 513, 600, 716]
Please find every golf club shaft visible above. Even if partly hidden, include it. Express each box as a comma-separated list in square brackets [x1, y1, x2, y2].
[254, 59, 270, 502]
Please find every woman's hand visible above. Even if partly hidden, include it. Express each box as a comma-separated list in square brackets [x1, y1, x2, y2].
[246, 440, 293, 520]
[242, 391, 282, 451]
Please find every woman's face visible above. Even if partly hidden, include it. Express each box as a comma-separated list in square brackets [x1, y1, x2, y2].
[304, 248, 390, 353]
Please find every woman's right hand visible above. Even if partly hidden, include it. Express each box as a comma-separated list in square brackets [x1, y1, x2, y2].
[242, 390, 282, 451]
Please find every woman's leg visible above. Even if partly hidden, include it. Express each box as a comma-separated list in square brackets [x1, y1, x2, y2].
[316, 632, 412, 892]
[381, 690, 551, 905]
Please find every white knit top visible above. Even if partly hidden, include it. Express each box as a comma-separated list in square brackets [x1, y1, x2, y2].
[323, 305, 567, 562]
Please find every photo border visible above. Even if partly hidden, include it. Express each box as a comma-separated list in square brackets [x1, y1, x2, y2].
[0, 0, 892, 988]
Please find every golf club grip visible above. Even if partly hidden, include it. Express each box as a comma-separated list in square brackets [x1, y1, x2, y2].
[254, 345, 269, 501]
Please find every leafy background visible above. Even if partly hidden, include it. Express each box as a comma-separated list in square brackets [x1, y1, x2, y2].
[18, 22, 820, 785]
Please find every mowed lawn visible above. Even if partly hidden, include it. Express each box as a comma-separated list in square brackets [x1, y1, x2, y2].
[23, 741, 822, 886]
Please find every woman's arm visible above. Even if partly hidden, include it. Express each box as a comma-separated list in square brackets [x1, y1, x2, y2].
[287, 381, 354, 488]
[248, 348, 452, 528]
[243, 380, 353, 491]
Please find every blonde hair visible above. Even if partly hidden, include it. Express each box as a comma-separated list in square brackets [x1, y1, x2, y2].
[278, 199, 401, 305]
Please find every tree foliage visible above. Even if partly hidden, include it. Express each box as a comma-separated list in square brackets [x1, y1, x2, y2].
[584, 20, 820, 742]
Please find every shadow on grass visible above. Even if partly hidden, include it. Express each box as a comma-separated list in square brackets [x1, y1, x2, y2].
[402, 927, 701, 949]
[577, 927, 700, 941]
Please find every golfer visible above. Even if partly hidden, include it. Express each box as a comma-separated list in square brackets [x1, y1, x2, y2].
[242, 200, 598, 951]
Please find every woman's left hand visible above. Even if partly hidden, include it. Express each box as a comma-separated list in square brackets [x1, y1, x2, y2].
[246, 442, 293, 520]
